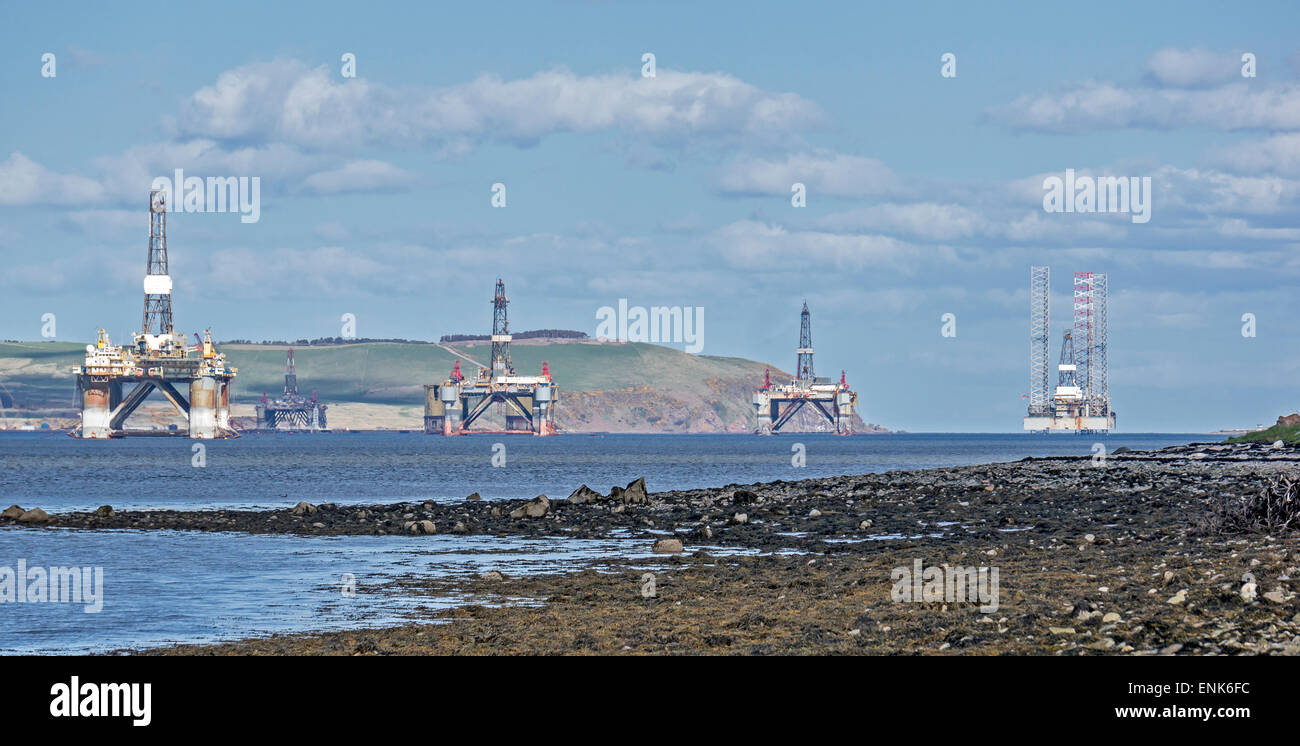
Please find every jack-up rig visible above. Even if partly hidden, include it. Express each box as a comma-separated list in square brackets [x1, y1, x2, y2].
[1023, 266, 1116, 432]
[753, 301, 858, 434]
[74, 190, 238, 438]
[424, 279, 558, 436]
[255, 348, 328, 431]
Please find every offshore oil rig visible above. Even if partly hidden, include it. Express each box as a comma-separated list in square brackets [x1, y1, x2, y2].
[424, 279, 558, 435]
[754, 301, 858, 434]
[1023, 266, 1116, 432]
[75, 190, 238, 438]
[255, 348, 327, 431]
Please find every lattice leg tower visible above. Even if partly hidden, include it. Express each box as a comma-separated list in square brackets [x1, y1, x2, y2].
[1029, 266, 1051, 416]
[1090, 273, 1108, 417]
[1072, 272, 1094, 416]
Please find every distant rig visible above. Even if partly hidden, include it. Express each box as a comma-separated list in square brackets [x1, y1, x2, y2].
[754, 301, 858, 434]
[424, 279, 559, 436]
[1023, 266, 1116, 432]
[256, 348, 328, 431]
[74, 191, 238, 439]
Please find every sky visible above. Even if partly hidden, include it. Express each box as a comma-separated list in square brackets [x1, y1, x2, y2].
[1, 1, 1297, 432]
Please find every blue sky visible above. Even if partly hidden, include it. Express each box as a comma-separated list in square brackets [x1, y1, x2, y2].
[1, 1, 1297, 432]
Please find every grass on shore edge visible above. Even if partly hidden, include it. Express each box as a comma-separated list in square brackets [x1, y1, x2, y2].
[1227, 423, 1300, 445]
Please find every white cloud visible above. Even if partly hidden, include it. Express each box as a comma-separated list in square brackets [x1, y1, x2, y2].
[1135, 246, 1295, 272]
[302, 160, 415, 194]
[1213, 217, 1300, 241]
[313, 221, 352, 242]
[0, 152, 105, 206]
[817, 203, 987, 241]
[174, 60, 822, 152]
[1155, 165, 1300, 217]
[203, 246, 391, 296]
[92, 140, 327, 201]
[1002, 210, 1128, 243]
[62, 209, 142, 237]
[1216, 133, 1300, 176]
[1148, 47, 1242, 88]
[717, 152, 898, 197]
[710, 219, 937, 270]
[993, 82, 1300, 133]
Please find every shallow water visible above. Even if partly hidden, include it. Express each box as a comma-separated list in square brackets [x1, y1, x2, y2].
[0, 431, 1208, 653]
[0, 527, 724, 654]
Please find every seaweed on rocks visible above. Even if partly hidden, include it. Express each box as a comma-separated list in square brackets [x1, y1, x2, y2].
[1200, 471, 1300, 534]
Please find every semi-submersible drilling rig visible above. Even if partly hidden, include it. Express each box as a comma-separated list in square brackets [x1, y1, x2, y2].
[75, 190, 238, 438]
[423, 279, 558, 435]
[754, 301, 858, 434]
[256, 348, 328, 431]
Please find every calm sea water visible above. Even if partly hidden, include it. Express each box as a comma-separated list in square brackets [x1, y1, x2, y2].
[0, 431, 1209, 512]
[0, 432, 1209, 653]
[0, 529, 721, 654]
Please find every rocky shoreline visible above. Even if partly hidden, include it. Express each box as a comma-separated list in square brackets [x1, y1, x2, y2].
[8, 440, 1300, 654]
[10, 441, 1299, 551]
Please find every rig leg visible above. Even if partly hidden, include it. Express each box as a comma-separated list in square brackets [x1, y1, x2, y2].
[533, 385, 556, 436]
[753, 394, 775, 434]
[835, 390, 855, 435]
[79, 378, 115, 439]
[216, 380, 232, 434]
[189, 377, 218, 439]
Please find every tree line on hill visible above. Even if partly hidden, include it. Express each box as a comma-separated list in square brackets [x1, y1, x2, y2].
[438, 329, 588, 343]
[216, 330, 588, 346]
[218, 337, 434, 346]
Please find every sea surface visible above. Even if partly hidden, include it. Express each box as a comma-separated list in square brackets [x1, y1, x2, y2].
[0, 431, 1210, 512]
[0, 431, 1210, 653]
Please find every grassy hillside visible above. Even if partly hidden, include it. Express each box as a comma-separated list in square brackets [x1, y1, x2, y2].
[0, 341, 85, 411]
[1227, 423, 1300, 445]
[222, 343, 459, 404]
[0, 339, 882, 433]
